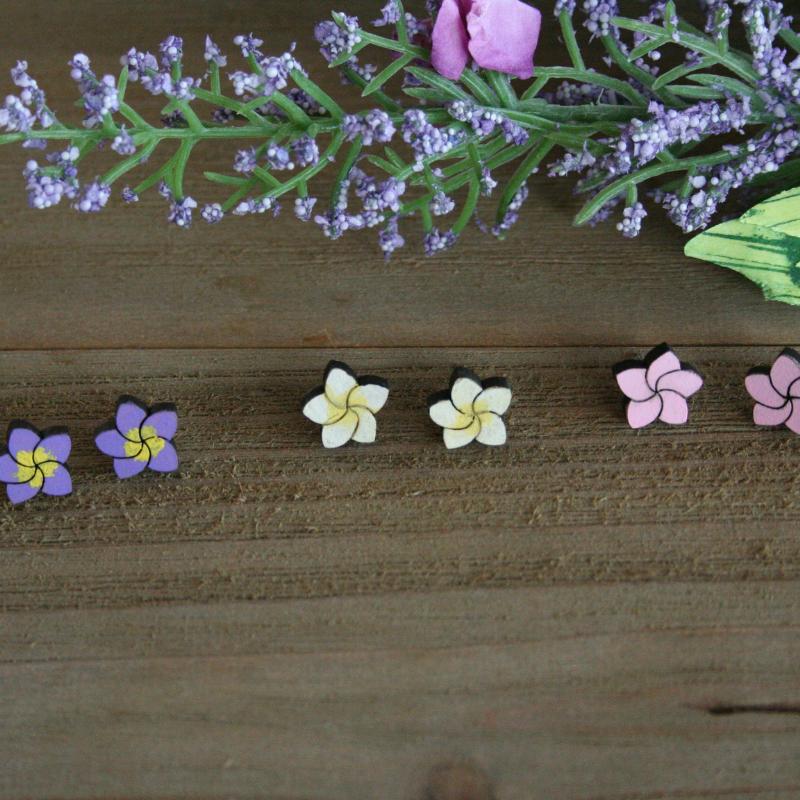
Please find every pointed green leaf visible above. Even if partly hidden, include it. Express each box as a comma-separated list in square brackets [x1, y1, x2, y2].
[685, 189, 800, 304]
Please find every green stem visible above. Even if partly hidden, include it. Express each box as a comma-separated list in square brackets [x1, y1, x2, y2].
[559, 11, 585, 70]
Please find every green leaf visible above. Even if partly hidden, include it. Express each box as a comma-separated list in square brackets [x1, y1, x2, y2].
[685, 187, 800, 304]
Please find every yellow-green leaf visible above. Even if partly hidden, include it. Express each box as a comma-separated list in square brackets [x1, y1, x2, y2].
[684, 187, 800, 304]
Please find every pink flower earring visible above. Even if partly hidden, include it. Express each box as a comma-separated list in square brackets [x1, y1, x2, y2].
[745, 347, 800, 432]
[613, 343, 704, 429]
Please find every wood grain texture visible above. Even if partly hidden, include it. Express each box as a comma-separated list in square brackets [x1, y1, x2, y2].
[2, 1, 800, 797]
[1, 582, 799, 799]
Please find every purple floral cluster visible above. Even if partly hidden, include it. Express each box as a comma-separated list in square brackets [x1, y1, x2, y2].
[446, 101, 528, 146]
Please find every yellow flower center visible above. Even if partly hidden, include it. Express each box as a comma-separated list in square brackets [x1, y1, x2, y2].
[124, 425, 165, 462]
[14, 447, 59, 487]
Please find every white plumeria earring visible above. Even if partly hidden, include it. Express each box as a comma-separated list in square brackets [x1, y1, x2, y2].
[428, 367, 512, 449]
[302, 360, 390, 448]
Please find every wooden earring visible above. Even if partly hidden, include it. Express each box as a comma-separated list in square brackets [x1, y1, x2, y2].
[428, 367, 512, 449]
[0, 420, 72, 503]
[745, 347, 800, 432]
[302, 360, 389, 448]
[613, 343, 703, 429]
[95, 395, 179, 478]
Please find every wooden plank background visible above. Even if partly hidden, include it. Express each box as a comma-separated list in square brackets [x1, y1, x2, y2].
[0, 2, 799, 799]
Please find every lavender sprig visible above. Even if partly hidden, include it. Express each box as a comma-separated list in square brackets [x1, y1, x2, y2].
[2, 0, 800, 259]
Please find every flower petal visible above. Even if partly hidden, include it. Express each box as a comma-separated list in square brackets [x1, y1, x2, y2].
[754, 401, 792, 427]
[658, 390, 689, 425]
[429, 397, 473, 429]
[466, 0, 541, 79]
[0, 453, 23, 484]
[95, 427, 131, 458]
[7, 481, 40, 504]
[745, 369, 786, 408]
[614, 366, 653, 402]
[645, 345, 681, 390]
[114, 456, 149, 480]
[323, 361, 358, 408]
[626, 394, 663, 429]
[42, 464, 72, 497]
[431, 0, 471, 79]
[7, 422, 40, 459]
[443, 416, 481, 449]
[656, 369, 703, 398]
[148, 439, 178, 472]
[349, 380, 389, 414]
[351, 407, 377, 444]
[116, 396, 149, 439]
[450, 368, 483, 413]
[303, 389, 345, 426]
[321, 409, 359, 449]
[144, 405, 178, 440]
[472, 380, 512, 415]
[770, 349, 800, 396]
[37, 429, 71, 464]
[476, 412, 506, 445]
[784, 401, 800, 434]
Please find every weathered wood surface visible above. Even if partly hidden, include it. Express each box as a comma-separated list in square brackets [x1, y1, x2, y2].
[1, 1, 800, 798]
[0, 348, 798, 798]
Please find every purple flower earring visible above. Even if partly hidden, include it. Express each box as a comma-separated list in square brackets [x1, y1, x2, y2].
[0, 420, 72, 504]
[95, 395, 179, 478]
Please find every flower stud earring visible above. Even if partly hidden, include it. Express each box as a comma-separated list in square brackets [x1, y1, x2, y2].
[0, 421, 72, 504]
[745, 347, 800, 432]
[428, 367, 512, 448]
[613, 343, 704, 429]
[95, 395, 179, 478]
[302, 360, 389, 448]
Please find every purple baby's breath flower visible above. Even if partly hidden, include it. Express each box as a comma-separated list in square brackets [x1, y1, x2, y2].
[232, 197, 275, 216]
[211, 107, 237, 124]
[21, 139, 47, 150]
[314, 15, 362, 63]
[379, 217, 405, 259]
[233, 147, 258, 174]
[24, 162, 69, 210]
[111, 126, 136, 156]
[229, 70, 260, 97]
[160, 109, 186, 128]
[290, 135, 319, 167]
[343, 109, 395, 146]
[265, 143, 293, 170]
[120, 49, 159, 82]
[548, 144, 597, 177]
[492, 184, 529, 237]
[314, 208, 363, 239]
[480, 168, 497, 195]
[430, 191, 455, 216]
[159, 36, 183, 69]
[617, 201, 647, 237]
[424, 228, 457, 255]
[0, 96, 35, 134]
[201, 203, 224, 223]
[11, 61, 51, 125]
[122, 187, 138, 203]
[158, 181, 197, 227]
[70, 54, 119, 128]
[73, 180, 111, 213]
[141, 70, 173, 97]
[259, 52, 302, 96]
[204, 36, 227, 67]
[582, 0, 620, 39]
[294, 196, 318, 221]
[172, 76, 200, 101]
[373, 0, 401, 26]
[554, 0, 576, 14]
[402, 109, 467, 162]
[233, 33, 264, 59]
